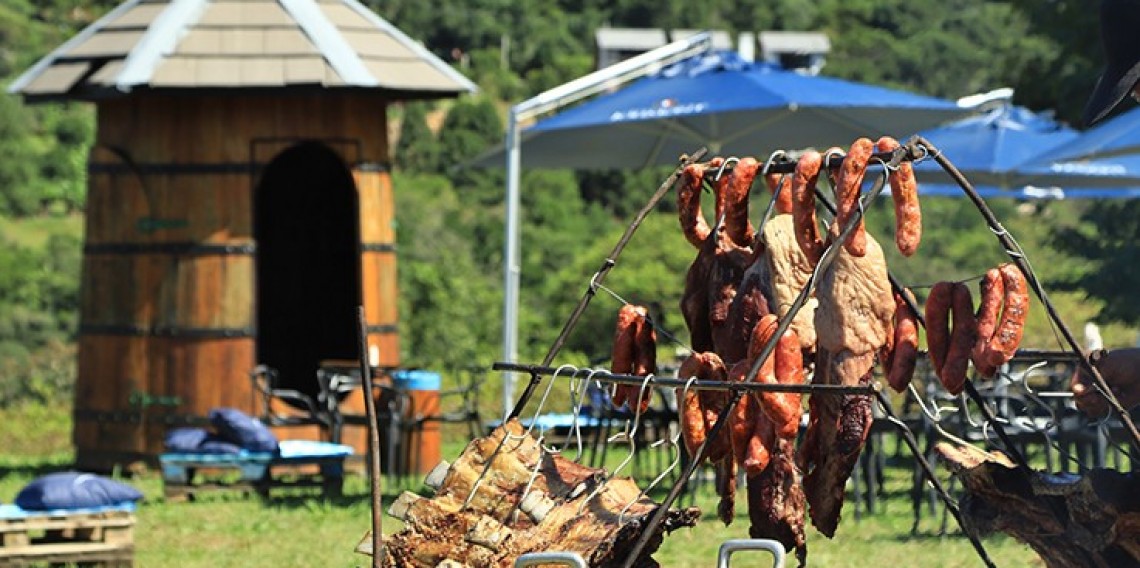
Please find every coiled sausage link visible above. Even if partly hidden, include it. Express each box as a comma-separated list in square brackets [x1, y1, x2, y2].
[971, 268, 1004, 378]
[765, 171, 794, 215]
[925, 282, 955, 378]
[677, 352, 730, 462]
[729, 361, 769, 477]
[725, 157, 759, 247]
[678, 162, 712, 248]
[887, 289, 920, 393]
[940, 283, 978, 395]
[876, 136, 922, 256]
[984, 263, 1030, 368]
[833, 138, 874, 257]
[791, 151, 825, 266]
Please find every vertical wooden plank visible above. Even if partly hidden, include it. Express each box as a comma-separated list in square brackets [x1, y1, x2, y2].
[355, 167, 399, 368]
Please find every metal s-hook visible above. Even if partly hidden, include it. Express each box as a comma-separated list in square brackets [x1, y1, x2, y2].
[568, 367, 603, 463]
[463, 364, 577, 511]
[822, 147, 846, 170]
[759, 150, 788, 176]
[612, 372, 654, 478]
[872, 156, 900, 174]
[524, 364, 577, 438]
[577, 372, 654, 515]
[713, 156, 740, 182]
[618, 375, 695, 524]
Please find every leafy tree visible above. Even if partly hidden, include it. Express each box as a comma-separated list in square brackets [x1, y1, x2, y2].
[1006, 0, 1099, 126]
[1050, 200, 1140, 327]
[395, 101, 440, 173]
[818, 0, 1055, 102]
[392, 172, 501, 368]
[438, 96, 503, 170]
[0, 94, 40, 215]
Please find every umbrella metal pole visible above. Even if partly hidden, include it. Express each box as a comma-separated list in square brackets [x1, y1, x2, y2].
[357, 306, 383, 567]
[506, 147, 708, 420]
[913, 135, 1140, 454]
[502, 110, 523, 417]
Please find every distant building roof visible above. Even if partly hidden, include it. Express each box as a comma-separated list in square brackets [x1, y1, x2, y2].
[8, 0, 477, 101]
[758, 31, 831, 57]
[595, 28, 668, 51]
[671, 29, 733, 50]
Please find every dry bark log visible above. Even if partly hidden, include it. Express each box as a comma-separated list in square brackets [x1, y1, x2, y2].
[372, 420, 701, 567]
[936, 442, 1140, 568]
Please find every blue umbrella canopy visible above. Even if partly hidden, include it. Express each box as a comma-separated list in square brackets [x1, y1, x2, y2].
[487, 50, 970, 169]
[912, 105, 1078, 188]
[911, 105, 1140, 199]
[1021, 106, 1140, 163]
[1007, 152, 1140, 197]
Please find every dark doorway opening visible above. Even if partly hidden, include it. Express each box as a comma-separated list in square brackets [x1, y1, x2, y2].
[254, 141, 360, 399]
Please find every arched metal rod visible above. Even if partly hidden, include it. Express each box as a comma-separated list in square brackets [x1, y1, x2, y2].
[912, 135, 1140, 454]
[507, 147, 709, 420]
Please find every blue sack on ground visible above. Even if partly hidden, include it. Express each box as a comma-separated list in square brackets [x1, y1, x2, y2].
[209, 407, 278, 452]
[164, 427, 210, 452]
[15, 472, 143, 510]
[198, 434, 243, 455]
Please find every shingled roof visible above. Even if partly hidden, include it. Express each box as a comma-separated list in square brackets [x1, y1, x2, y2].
[8, 0, 477, 101]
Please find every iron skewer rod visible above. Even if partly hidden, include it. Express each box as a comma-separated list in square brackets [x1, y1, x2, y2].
[700, 149, 906, 177]
[357, 306, 383, 567]
[508, 147, 709, 420]
[914, 135, 1140, 454]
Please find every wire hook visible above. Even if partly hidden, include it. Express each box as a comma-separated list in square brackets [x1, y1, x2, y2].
[760, 150, 787, 176]
[568, 367, 603, 463]
[577, 373, 654, 514]
[713, 157, 739, 181]
[618, 375, 697, 524]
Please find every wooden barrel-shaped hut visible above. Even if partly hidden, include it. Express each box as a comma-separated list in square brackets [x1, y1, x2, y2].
[9, 0, 475, 471]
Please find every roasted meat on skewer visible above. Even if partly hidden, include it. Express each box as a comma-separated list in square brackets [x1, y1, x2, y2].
[798, 232, 894, 537]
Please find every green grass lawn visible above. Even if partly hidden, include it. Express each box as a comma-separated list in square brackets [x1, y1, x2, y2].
[0, 402, 1042, 567]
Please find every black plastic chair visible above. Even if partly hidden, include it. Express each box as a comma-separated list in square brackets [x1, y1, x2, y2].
[432, 365, 489, 440]
[316, 368, 413, 478]
[248, 364, 331, 437]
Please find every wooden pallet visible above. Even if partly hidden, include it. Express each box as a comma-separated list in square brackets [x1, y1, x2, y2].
[0, 508, 134, 567]
[160, 452, 346, 501]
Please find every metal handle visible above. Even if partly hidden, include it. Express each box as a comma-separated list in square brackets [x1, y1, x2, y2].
[514, 551, 588, 568]
[717, 539, 786, 568]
